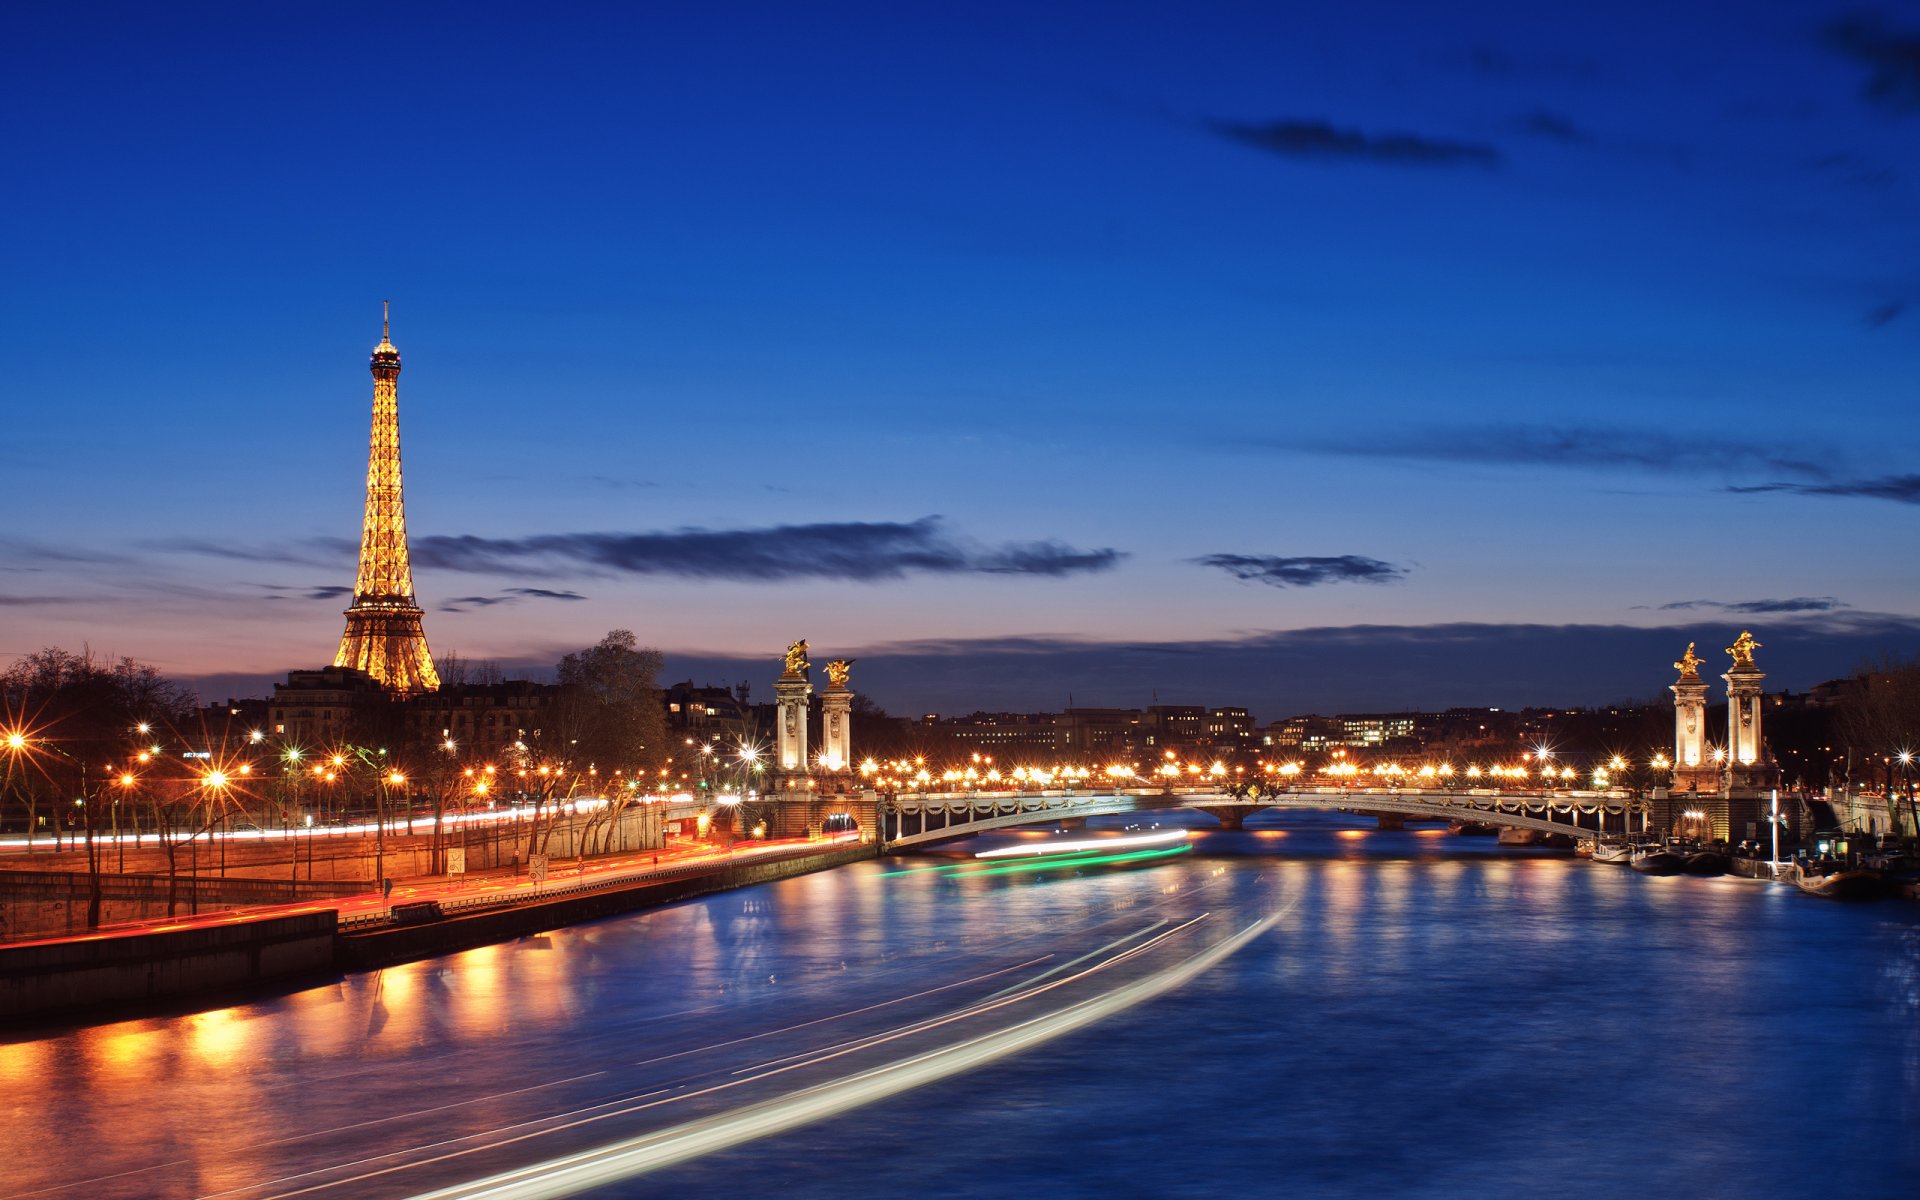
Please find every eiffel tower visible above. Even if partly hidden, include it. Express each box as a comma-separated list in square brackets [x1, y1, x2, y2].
[333, 303, 440, 693]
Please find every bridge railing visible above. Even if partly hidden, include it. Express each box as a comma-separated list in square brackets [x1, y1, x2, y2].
[883, 785, 1633, 804]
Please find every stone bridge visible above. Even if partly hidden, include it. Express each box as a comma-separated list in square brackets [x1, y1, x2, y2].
[878, 786, 1643, 850]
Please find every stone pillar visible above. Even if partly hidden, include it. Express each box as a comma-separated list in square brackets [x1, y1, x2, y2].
[1671, 679, 1715, 793]
[819, 683, 853, 772]
[1723, 632, 1768, 792]
[1724, 675, 1764, 774]
[775, 675, 811, 775]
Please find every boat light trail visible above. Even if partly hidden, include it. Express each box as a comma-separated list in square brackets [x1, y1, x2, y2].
[402, 913, 1277, 1200]
[973, 828, 1189, 859]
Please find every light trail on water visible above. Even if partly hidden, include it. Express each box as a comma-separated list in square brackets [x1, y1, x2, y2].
[401, 914, 1278, 1200]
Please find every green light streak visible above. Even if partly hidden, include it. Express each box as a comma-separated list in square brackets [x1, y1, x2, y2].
[964, 844, 1191, 877]
[883, 842, 1191, 880]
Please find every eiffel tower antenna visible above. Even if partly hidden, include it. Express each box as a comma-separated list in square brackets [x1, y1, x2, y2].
[333, 304, 440, 692]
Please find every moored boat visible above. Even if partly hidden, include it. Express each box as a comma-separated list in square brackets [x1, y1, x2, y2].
[1789, 859, 1881, 900]
[1681, 850, 1730, 876]
[1630, 845, 1687, 875]
[1591, 841, 1635, 865]
[1496, 827, 1543, 847]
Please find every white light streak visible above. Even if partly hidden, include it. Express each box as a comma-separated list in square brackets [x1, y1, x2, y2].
[972, 828, 1189, 860]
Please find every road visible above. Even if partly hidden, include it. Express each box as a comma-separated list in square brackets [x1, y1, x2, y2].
[3, 831, 861, 949]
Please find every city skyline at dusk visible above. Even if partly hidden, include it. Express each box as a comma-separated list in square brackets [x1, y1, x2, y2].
[5, 2, 1919, 716]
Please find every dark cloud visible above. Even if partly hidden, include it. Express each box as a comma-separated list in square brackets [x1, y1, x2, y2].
[1206, 118, 1501, 168]
[410, 518, 1124, 582]
[256, 583, 353, 603]
[439, 587, 588, 613]
[0, 594, 77, 607]
[1515, 110, 1591, 144]
[439, 595, 515, 612]
[655, 614, 1920, 718]
[1658, 597, 1848, 615]
[1729, 474, 1920, 505]
[1866, 300, 1906, 328]
[1826, 14, 1920, 112]
[1301, 424, 1832, 480]
[1196, 554, 1407, 587]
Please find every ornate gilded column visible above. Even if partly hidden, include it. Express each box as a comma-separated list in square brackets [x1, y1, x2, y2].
[775, 639, 812, 776]
[819, 658, 856, 771]
[1670, 643, 1716, 795]
[1723, 631, 1767, 787]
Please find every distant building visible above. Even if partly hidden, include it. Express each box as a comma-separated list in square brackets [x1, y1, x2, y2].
[928, 712, 1060, 757]
[665, 680, 751, 742]
[190, 697, 272, 750]
[269, 667, 556, 754]
[1141, 705, 1206, 752]
[268, 666, 390, 747]
[408, 679, 554, 752]
[1058, 708, 1142, 757]
[1205, 707, 1255, 751]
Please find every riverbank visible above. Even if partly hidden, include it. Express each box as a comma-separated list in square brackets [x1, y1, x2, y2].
[0, 839, 875, 1028]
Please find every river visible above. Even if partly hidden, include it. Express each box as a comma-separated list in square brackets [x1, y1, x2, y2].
[4, 812, 1918, 1199]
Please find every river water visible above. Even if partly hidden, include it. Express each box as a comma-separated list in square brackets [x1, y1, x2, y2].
[4, 812, 1918, 1199]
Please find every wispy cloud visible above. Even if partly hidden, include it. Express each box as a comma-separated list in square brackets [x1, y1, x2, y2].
[1729, 474, 1920, 505]
[1809, 150, 1899, 190]
[1195, 554, 1407, 587]
[259, 583, 353, 602]
[1301, 424, 1833, 480]
[1514, 109, 1591, 144]
[1825, 14, 1920, 112]
[0, 539, 135, 567]
[412, 517, 1124, 582]
[587, 476, 659, 490]
[0, 594, 79, 607]
[440, 586, 589, 613]
[1657, 597, 1848, 615]
[1205, 118, 1501, 168]
[170, 537, 356, 568]
[1458, 46, 1598, 83]
[440, 595, 514, 612]
[1866, 299, 1906, 328]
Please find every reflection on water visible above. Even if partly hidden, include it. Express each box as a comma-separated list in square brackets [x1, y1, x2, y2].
[1, 812, 1916, 1199]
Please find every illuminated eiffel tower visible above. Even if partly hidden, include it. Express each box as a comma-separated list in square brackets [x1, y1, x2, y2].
[333, 303, 440, 693]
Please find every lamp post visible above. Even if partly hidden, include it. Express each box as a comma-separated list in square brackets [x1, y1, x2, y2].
[1770, 788, 1779, 876]
[1899, 751, 1916, 844]
[3, 729, 31, 852]
[379, 770, 405, 896]
[115, 769, 138, 874]
[197, 769, 233, 915]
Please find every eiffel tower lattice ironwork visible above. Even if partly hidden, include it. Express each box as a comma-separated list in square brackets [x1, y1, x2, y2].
[334, 303, 440, 693]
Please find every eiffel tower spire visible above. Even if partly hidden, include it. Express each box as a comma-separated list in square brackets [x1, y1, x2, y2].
[333, 304, 440, 692]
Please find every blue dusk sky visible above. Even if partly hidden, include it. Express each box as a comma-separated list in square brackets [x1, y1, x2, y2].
[3, 1, 1918, 719]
